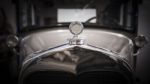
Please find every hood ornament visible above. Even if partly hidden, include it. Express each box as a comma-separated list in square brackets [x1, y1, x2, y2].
[69, 21, 84, 36]
[69, 22, 84, 45]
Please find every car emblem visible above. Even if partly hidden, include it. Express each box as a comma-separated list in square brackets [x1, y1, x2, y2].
[69, 21, 84, 36]
[69, 22, 84, 45]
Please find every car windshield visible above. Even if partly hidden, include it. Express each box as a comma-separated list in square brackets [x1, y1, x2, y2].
[19, 0, 137, 32]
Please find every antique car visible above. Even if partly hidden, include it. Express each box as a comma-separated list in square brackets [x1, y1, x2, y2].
[6, 0, 147, 84]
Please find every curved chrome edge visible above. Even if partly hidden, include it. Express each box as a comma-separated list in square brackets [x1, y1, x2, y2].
[21, 43, 133, 72]
[19, 43, 134, 84]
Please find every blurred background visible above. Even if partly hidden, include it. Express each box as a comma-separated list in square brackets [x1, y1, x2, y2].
[0, 0, 150, 84]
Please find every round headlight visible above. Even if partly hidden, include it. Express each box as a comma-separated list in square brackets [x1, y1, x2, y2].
[69, 22, 84, 35]
[6, 35, 19, 48]
[134, 35, 148, 48]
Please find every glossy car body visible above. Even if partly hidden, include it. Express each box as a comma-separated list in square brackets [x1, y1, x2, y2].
[8, 0, 147, 84]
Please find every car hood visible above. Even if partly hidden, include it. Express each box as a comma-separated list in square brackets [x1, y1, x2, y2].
[20, 28, 133, 58]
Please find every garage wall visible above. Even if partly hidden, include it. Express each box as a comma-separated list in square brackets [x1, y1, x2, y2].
[0, 0, 16, 34]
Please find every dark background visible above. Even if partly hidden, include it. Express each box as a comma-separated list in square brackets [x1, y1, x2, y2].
[0, 0, 150, 84]
[136, 0, 150, 84]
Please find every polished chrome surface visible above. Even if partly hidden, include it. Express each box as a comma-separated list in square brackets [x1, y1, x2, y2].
[20, 28, 134, 67]
[69, 38, 85, 45]
[21, 28, 133, 55]
[19, 28, 135, 84]
[69, 22, 84, 35]
[69, 22, 85, 45]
